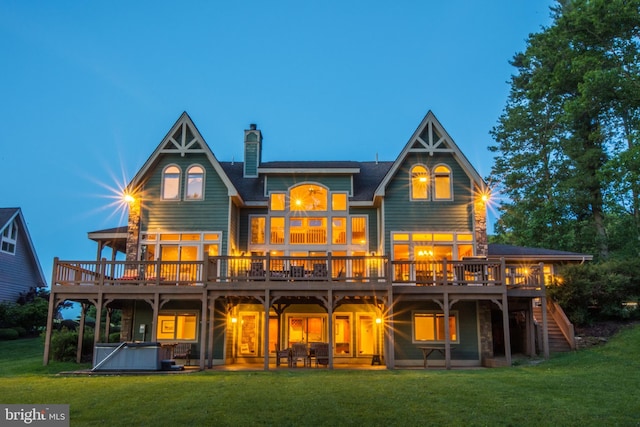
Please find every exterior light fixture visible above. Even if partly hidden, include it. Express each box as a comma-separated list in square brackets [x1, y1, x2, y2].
[124, 194, 135, 204]
[376, 318, 382, 324]
[231, 317, 237, 323]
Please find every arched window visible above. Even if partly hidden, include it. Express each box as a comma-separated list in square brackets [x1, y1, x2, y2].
[433, 165, 452, 200]
[162, 165, 181, 200]
[289, 184, 327, 211]
[410, 165, 429, 200]
[186, 165, 204, 200]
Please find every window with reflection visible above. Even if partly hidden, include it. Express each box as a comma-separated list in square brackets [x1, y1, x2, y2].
[162, 165, 181, 200]
[270, 193, 285, 211]
[250, 217, 266, 244]
[186, 165, 204, 200]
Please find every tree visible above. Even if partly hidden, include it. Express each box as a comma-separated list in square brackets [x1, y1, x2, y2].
[490, 0, 640, 260]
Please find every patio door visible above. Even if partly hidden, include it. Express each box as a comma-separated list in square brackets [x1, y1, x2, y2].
[287, 316, 324, 347]
[160, 244, 199, 281]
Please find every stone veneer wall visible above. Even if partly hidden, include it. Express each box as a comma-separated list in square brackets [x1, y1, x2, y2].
[478, 300, 493, 363]
[474, 197, 488, 257]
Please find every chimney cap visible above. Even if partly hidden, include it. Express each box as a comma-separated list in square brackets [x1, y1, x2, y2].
[249, 123, 257, 130]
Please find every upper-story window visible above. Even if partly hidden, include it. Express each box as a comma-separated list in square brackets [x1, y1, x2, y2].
[186, 165, 204, 200]
[1, 219, 17, 254]
[162, 165, 181, 200]
[411, 165, 429, 200]
[290, 184, 327, 211]
[433, 165, 452, 200]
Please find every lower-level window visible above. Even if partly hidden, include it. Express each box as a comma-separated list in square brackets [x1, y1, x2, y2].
[413, 311, 458, 342]
[157, 312, 197, 341]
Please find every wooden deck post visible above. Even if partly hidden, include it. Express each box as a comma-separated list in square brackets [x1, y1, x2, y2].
[502, 292, 512, 366]
[77, 303, 87, 364]
[541, 295, 550, 359]
[444, 292, 451, 370]
[327, 289, 334, 369]
[263, 289, 270, 371]
[42, 259, 58, 365]
[200, 290, 208, 370]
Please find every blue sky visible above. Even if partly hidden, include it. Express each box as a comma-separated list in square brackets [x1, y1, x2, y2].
[1, 1, 554, 287]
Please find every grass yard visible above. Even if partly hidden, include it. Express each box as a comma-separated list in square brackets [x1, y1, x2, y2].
[1, 327, 640, 426]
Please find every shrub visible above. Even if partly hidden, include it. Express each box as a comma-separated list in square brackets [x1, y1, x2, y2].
[13, 326, 27, 337]
[49, 328, 95, 362]
[0, 328, 19, 340]
[549, 260, 640, 325]
[108, 332, 122, 343]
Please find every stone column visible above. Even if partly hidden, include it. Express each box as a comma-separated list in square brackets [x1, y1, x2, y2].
[126, 198, 141, 262]
[478, 301, 493, 365]
[474, 194, 488, 257]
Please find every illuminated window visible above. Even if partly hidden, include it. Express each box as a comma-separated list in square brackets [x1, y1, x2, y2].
[250, 217, 266, 244]
[270, 217, 285, 244]
[413, 312, 457, 342]
[351, 217, 367, 245]
[157, 312, 198, 341]
[433, 165, 452, 200]
[332, 217, 347, 244]
[290, 184, 327, 211]
[185, 165, 204, 200]
[162, 165, 181, 200]
[270, 193, 285, 211]
[1, 219, 17, 255]
[411, 165, 429, 200]
[332, 193, 347, 211]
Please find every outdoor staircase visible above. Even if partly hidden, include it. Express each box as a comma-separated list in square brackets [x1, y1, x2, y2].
[533, 304, 573, 353]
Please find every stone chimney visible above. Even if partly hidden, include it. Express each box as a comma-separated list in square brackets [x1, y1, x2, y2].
[243, 124, 262, 178]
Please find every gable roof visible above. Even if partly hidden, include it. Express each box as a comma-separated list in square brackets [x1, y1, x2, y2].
[374, 111, 486, 199]
[127, 112, 241, 202]
[0, 208, 47, 287]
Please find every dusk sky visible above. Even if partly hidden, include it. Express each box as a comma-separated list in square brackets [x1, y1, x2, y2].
[1, 1, 554, 288]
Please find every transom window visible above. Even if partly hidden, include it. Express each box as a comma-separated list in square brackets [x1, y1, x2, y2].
[413, 311, 458, 343]
[1, 219, 17, 255]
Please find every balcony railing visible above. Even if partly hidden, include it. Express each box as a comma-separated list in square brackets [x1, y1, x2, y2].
[51, 256, 544, 289]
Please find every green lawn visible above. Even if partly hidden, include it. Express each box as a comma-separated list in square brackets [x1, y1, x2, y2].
[1, 329, 639, 426]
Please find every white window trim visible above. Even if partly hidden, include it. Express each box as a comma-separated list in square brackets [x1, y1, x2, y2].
[184, 164, 205, 201]
[161, 164, 182, 201]
[433, 163, 453, 201]
[410, 164, 430, 201]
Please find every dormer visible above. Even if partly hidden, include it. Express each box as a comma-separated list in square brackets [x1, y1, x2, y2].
[244, 124, 262, 178]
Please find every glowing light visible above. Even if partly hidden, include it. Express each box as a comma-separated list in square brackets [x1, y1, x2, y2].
[231, 317, 237, 323]
[124, 194, 135, 204]
[376, 318, 382, 324]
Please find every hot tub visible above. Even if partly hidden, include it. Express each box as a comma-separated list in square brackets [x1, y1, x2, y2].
[93, 342, 163, 371]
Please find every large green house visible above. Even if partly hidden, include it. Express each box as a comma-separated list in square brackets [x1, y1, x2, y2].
[44, 111, 587, 369]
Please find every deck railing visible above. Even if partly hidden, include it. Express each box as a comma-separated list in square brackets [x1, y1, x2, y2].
[51, 256, 544, 288]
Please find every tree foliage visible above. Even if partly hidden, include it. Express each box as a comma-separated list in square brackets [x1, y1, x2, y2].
[489, 0, 640, 261]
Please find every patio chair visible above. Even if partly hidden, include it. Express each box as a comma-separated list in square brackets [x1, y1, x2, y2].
[249, 262, 265, 280]
[276, 345, 291, 367]
[314, 343, 329, 367]
[172, 343, 192, 366]
[291, 343, 308, 367]
[312, 263, 328, 278]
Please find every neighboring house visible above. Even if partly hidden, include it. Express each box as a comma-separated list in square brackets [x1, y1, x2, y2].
[0, 208, 47, 303]
[43, 111, 590, 368]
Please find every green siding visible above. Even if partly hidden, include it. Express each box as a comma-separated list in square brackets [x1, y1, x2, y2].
[141, 153, 230, 254]
[244, 142, 259, 177]
[383, 152, 473, 254]
[349, 207, 379, 252]
[265, 175, 352, 193]
[392, 300, 479, 361]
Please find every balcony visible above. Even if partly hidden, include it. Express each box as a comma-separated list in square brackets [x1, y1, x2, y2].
[52, 255, 545, 291]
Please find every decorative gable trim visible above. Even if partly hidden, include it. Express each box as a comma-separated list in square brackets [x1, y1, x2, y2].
[128, 112, 241, 201]
[374, 111, 485, 198]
